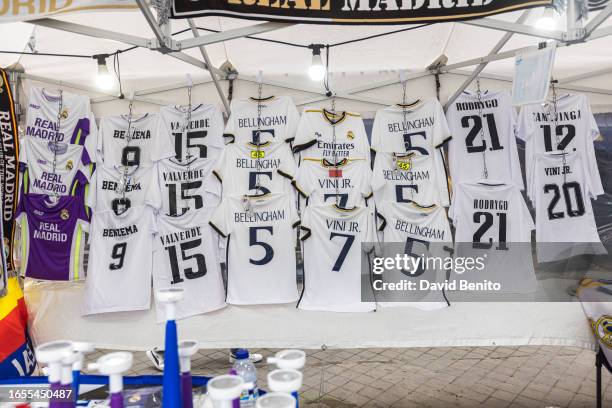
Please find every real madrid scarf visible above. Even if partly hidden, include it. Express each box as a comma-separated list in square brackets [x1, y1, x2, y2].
[0, 69, 19, 288]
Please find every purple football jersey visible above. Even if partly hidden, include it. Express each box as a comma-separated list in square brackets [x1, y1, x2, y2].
[16, 194, 90, 281]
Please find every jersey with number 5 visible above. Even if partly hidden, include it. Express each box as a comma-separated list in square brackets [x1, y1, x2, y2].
[449, 181, 537, 293]
[371, 152, 450, 207]
[376, 202, 451, 309]
[153, 209, 226, 322]
[214, 141, 296, 198]
[82, 205, 156, 315]
[97, 113, 174, 167]
[224, 96, 300, 144]
[446, 91, 523, 189]
[517, 94, 604, 198]
[298, 205, 376, 312]
[209, 192, 299, 305]
[529, 151, 606, 262]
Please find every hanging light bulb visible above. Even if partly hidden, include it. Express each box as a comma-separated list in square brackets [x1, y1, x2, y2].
[308, 45, 326, 81]
[535, 7, 558, 31]
[95, 55, 114, 90]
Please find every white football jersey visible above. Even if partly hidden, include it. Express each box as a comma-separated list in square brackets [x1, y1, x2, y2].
[449, 181, 537, 294]
[19, 137, 91, 196]
[376, 201, 452, 309]
[371, 100, 450, 199]
[160, 104, 225, 161]
[153, 209, 226, 323]
[293, 159, 372, 208]
[293, 109, 370, 163]
[371, 99, 450, 154]
[224, 96, 300, 144]
[97, 113, 174, 167]
[214, 141, 296, 197]
[528, 151, 606, 263]
[446, 91, 524, 189]
[371, 152, 450, 207]
[209, 193, 299, 305]
[157, 158, 220, 216]
[25, 86, 97, 163]
[517, 93, 604, 197]
[82, 206, 156, 315]
[86, 164, 161, 213]
[298, 205, 376, 313]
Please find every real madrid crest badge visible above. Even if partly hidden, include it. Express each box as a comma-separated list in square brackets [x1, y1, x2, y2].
[346, 130, 355, 140]
[60, 208, 70, 220]
[61, 108, 69, 119]
[66, 160, 74, 170]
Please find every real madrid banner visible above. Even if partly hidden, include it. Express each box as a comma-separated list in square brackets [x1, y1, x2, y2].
[0, 0, 137, 22]
[172, 0, 551, 24]
[0, 69, 18, 275]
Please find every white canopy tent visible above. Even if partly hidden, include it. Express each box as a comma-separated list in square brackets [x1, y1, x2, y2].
[2, 2, 612, 117]
[3, 1, 612, 349]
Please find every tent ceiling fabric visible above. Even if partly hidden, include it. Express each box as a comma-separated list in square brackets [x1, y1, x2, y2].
[1, 8, 612, 98]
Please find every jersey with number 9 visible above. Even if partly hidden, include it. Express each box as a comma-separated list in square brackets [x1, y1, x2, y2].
[82, 205, 157, 315]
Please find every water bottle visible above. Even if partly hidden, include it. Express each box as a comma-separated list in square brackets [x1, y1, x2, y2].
[232, 349, 259, 407]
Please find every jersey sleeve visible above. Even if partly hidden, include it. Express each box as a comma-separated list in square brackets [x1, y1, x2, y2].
[362, 209, 377, 254]
[152, 115, 175, 162]
[299, 207, 312, 241]
[223, 102, 237, 143]
[291, 164, 313, 198]
[435, 149, 451, 207]
[18, 137, 29, 164]
[212, 146, 229, 183]
[292, 112, 315, 153]
[370, 111, 382, 153]
[84, 112, 98, 163]
[447, 183, 461, 223]
[96, 118, 107, 163]
[278, 145, 297, 179]
[145, 164, 162, 210]
[433, 100, 452, 147]
[370, 156, 385, 194]
[85, 169, 97, 210]
[209, 199, 231, 237]
[515, 106, 534, 142]
[285, 100, 300, 143]
[375, 203, 387, 232]
[361, 166, 374, 200]
[519, 193, 535, 234]
[507, 126, 525, 191]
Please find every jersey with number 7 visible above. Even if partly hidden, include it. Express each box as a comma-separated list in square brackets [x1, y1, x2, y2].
[298, 205, 376, 313]
[209, 192, 299, 305]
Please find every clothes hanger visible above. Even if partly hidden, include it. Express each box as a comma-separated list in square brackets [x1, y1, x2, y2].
[397, 70, 421, 109]
[115, 91, 136, 216]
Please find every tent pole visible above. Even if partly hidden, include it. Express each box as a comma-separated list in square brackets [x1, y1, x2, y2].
[461, 15, 563, 40]
[187, 19, 231, 117]
[585, 1, 612, 37]
[444, 10, 532, 110]
[135, 0, 168, 49]
[448, 70, 612, 95]
[178, 22, 292, 50]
